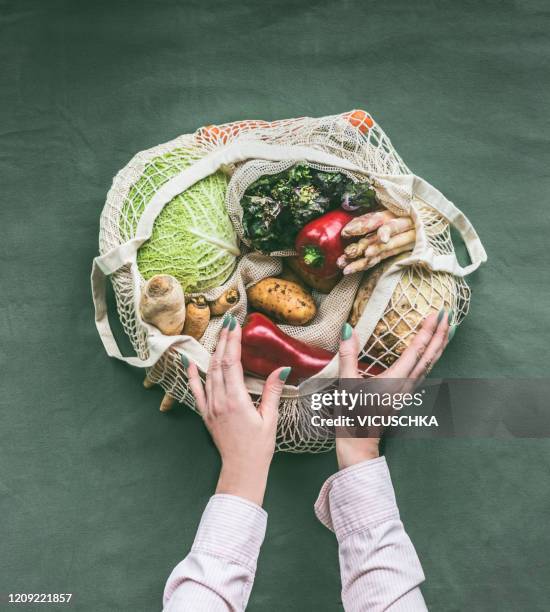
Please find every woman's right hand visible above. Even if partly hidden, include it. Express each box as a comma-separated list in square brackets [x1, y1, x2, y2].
[184, 315, 289, 506]
[336, 309, 453, 470]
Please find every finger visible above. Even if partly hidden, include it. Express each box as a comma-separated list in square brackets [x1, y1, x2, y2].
[385, 311, 441, 378]
[410, 310, 452, 381]
[221, 315, 245, 388]
[184, 358, 207, 415]
[206, 314, 231, 408]
[339, 323, 361, 379]
[259, 367, 290, 423]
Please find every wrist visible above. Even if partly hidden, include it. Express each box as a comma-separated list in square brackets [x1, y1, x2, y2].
[216, 462, 270, 507]
[336, 439, 380, 470]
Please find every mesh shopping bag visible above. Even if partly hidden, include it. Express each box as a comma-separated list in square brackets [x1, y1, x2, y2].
[92, 111, 487, 453]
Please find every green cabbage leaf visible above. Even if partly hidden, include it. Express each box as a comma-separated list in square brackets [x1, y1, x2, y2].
[120, 148, 239, 292]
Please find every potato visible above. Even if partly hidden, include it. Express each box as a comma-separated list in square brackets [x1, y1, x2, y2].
[247, 277, 316, 325]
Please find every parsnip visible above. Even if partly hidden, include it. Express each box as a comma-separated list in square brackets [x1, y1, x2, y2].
[139, 274, 186, 335]
[160, 394, 175, 412]
[209, 288, 240, 316]
[183, 296, 211, 340]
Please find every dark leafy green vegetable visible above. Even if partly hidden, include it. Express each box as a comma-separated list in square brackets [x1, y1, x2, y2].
[341, 182, 378, 212]
[241, 164, 378, 252]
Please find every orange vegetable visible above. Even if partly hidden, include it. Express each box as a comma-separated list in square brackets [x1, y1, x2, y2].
[346, 109, 374, 134]
[197, 119, 272, 144]
[197, 124, 230, 145]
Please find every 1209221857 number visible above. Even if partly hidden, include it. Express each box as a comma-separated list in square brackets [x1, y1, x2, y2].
[8, 593, 72, 604]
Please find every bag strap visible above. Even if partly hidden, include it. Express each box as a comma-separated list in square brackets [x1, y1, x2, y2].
[408, 177, 487, 277]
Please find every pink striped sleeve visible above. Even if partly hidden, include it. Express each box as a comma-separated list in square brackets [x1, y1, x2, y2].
[163, 494, 267, 611]
[315, 457, 427, 611]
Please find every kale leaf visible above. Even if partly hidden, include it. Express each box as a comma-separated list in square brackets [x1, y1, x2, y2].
[241, 164, 378, 252]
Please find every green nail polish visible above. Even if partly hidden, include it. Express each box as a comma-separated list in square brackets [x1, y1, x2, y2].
[181, 353, 189, 368]
[448, 309, 454, 324]
[448, 325, 456, 341]
[279, 367, 291, 382]
[437, 308, 445, 324]
[229, 315, 238, 331]
[222, 314, 231, 328]
[341, 322, 353, 341]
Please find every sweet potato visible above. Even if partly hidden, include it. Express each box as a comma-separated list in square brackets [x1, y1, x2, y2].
[247, 277, 316, 325]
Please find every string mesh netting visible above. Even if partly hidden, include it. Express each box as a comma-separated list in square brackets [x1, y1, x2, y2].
[98, 111, 471, 453]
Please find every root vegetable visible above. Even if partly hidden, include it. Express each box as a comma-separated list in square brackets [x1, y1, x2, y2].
[143, 376, 154, 389]
[160, 394, 175, 412]
[209, 288, 240, 316]
[349, 258, 452, 365]
[286, 256, 340, 293]
[377, 217, 415, 243]
[139, 274, 186, 335]
[247, 277, 317, 325]
[183, 296, 211, 340]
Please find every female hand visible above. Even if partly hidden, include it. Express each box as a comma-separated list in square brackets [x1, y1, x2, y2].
[184, 315, 290, 506]
[336, 309, 453, 469]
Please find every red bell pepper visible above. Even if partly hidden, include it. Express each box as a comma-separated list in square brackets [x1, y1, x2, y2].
[241, 312, 384, 384]
[294, 209, 355, 280]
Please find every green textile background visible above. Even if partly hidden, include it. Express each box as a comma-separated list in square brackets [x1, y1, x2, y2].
[1, 0, 549, 610]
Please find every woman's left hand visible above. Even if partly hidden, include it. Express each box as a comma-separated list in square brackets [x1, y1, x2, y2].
[184, 315, 290, 507]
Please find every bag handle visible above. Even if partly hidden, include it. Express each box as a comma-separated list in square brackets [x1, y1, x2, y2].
[373, 174, 487, 277]
[408, 177, 487, 277]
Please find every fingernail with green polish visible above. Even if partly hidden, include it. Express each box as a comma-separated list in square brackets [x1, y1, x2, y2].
[437, 308, 445, 324]
[229, 315, 238, 331]
[341, 322, 353, 341]
[181, 353, 189, 369]
[448, 325, 457, 341]
[279, 367, 291, 382]
[448, 309, 454, 324]
[222, 314, 231, 328]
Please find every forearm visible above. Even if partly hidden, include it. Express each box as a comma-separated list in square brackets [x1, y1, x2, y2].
[163, 495, 267, 611]
[315, 457, 427, 612]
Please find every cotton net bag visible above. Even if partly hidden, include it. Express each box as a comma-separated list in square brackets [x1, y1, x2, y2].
[92, 110, 487, 453]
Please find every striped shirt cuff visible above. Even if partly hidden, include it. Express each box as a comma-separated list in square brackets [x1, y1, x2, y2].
[191, 494, 267, 573]
[314, 457, 400, 542]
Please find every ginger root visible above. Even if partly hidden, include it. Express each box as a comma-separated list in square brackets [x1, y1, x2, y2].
[209, 288, 240, 316]
[183, 296, 211, 340]
[139, 274, 186, 335]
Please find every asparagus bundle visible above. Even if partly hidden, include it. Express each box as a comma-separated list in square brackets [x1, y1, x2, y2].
[337, 210, 416, 274]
